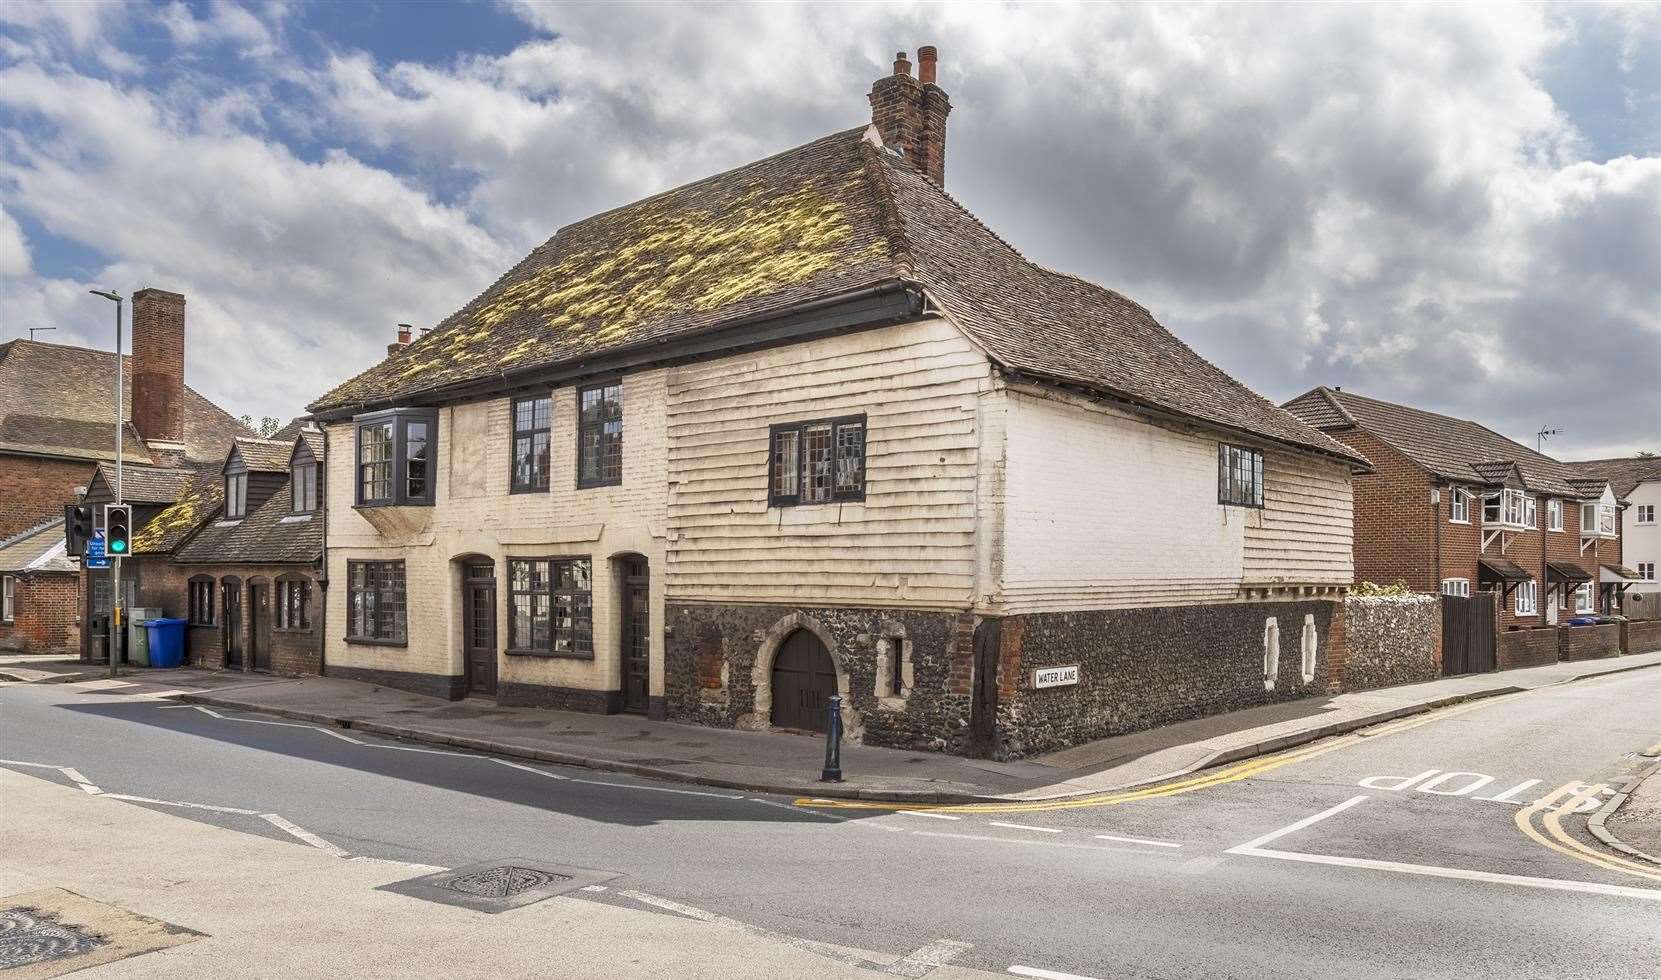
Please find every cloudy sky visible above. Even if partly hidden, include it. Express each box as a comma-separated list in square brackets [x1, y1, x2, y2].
[0, 2, 1656, 457]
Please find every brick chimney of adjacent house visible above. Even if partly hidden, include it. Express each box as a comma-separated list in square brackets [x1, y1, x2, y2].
[387, 323, 414, 358]
[868, 45, 951, 186]
[130, 288, 186, 449]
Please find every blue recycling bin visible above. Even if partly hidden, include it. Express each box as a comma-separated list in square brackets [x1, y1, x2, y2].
[142, 618, 188, 668]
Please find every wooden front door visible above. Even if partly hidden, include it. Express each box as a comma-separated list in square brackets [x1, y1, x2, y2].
[222, 579, 243, 669]
[620, 559, 649, 714]
[769, 630, 837, 732]
[463, 563, 497, 697]
[248, 583, 271, 672]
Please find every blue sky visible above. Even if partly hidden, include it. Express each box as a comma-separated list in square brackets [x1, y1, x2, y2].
[0, 1, 1656, 457]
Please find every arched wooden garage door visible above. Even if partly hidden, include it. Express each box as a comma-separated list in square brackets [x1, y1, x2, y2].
[770, 629, 837, 732]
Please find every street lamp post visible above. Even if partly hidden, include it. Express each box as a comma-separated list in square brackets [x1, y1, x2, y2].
[90, 289, 123, 679]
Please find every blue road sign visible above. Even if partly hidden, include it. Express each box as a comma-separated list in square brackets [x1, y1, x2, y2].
[86, 557, 110, 569]
[87, 531, 106, 559]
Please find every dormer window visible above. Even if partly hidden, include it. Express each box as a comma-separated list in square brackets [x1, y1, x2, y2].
[354, 409, 436, 507]
[1482, 489, 1532, 529]
[1581, 500, 1617, 538]
[291, 461, 318, 513]
[225, 469, 248, 520]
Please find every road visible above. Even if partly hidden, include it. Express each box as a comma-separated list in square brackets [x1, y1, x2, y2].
[3, 667, 1660, 979]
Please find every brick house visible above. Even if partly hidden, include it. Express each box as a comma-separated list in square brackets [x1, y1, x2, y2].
[306, 48, 1368, 758]
[0, 290, 251, 658]
[1567, 456, 1661, 616]
[1283, 388, 1629, 640]
[0, 517, 77, 653]
[116, 431, 325, 675]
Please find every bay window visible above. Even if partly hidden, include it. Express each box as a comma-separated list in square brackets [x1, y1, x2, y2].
[354, 409, 436, 506]
[1580, 501, 1617, 538]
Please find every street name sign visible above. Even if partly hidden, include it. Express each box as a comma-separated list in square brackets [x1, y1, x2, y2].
[1032, 664, 1080, 689]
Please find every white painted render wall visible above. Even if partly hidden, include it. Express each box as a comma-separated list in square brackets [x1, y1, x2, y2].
[323, 368, 669, 696]
[995, 388, 1353, 613]
[1624, 480, 1661, 614]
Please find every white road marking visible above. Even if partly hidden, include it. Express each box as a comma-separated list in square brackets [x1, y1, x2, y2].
[1093, 834, 1182, 849]
[580, 884, 608, 892]
[101, 793, 261, 815]
[1230, 794, 1370, 851]
[888, 938, 974, 977]
[492, 758, 570, 780]
[1229, 793, 1661, 902]
[374, 743, 479, 758]
[897, 810, 960, 821]
[619, 890, 883, 970]
[1009, 966, 1107, 980]
[59, 768, 100, 794]
[568, 777, 746, 800]
[260, 813, 351, 858]
[908, 830, 1185, 855]
[989, 822, 1062, 834]
[844, 821, 907, 832]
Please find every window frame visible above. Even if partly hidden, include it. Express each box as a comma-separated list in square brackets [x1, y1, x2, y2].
[1515, 579, 1538, 616]
[768, 413, 868, 508]
[1484, 489, 1533, 530]
[353, 409, 437, 508]
[1637, 504, 1656, 525]
[510, 393, 553, 494]
[1573, 582, 1594, 614]
[1450, 489, 1470, 524]
[1640, 562, 1656, 582]
[1547, 498, 1563, 532]
[1581, 501, 1617, 537]
[2, 574, 14, 623]
[187, 576, 215, 626]
[345, 560, 408, 645]
[505, 556, 595, 659]
[1218, 443, 1265, 509]
[290, 461, 319, 514]
[224, 468, 248, 521]
[575, 382, 624, 489]
[1440, 578, 1471, 598]
[274, 575, 312, 632]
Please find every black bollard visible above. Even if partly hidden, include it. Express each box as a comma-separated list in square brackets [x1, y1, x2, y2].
[820, 694, 844, 782]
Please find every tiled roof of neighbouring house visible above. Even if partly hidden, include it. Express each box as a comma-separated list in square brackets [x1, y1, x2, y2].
[173, 473, 320, 566]
[1566, 457, 1661, 500]
[0, 339, 252, 463]
[129, 462, 225, 556]
[91, 462, 196, 504]
[0, 518, 75, 574]
[1283, 387, 1597, 497]
[310, 128, 1365, 467]
[232, 436, 298, 472]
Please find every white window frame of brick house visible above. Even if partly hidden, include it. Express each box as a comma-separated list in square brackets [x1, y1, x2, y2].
[1581, 498, 1617, 538]
[1574, 582, 1594, 614]
[1450, 489, 1470, 524]
[1547, 499, 1563, 532]
[1515, 579, 1538, 616]
[2, 575, 13, 623]
[1441, 578, 1470, 598]
[1638, 504, 1656, 525]
[1483, 489, 1533, 529]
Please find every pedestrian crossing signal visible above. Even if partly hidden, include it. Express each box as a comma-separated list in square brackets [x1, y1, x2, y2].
[105, 504, 131, 556]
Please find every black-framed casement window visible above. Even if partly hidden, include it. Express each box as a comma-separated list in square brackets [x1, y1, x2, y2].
[1218, 444, 1264, 508]
[577, 383, 622, 487]
[225, 469, 248, 520]
[346, 560, 406, 643]
[512, 394, 552, 492]
[769, 414, 866, 507]
[187, 576, 215, 625]
[274, 576, 311, 630]
[354, 409, 436, 506]
[291, 461, 319, 514]
[507, 558, 593, 657]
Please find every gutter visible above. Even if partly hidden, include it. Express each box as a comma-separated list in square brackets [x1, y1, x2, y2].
[309, 280, 923, 422]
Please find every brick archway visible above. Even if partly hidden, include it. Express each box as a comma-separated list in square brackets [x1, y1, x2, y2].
[748, 612, 861, 741]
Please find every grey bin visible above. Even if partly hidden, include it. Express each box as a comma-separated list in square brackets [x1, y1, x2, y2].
[127, 607, 161, 667]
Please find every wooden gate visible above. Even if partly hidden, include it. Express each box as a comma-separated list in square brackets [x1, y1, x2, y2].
[770, 630, 836, 732]
[1442, 594, 1496, 675]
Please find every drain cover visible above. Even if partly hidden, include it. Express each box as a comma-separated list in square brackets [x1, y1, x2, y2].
[0, 908, 107, 969]
[380, 860, 618, 913]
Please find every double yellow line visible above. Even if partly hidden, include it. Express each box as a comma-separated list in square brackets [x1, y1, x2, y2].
[1516, 783, 1661, 883]
[798, 693, 1521, 815]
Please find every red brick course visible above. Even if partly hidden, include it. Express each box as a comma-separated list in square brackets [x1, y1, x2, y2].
[0, 455, 95, 540]
[0, 572, 78, 653]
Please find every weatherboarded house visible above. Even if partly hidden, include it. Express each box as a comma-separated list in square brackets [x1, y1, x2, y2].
[308, 49, 1366, 757]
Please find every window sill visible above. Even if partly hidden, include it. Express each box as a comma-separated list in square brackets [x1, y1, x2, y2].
[769, 496, 866, 509]
[575, 480, 622, 491]
[274, 627, 313, 635]
[505, 648, 595, 661]
[509, 486, 551, 496]
[1449, 518, 1470, 525]
[354, 500, 433, 511]
[344, 636, 408, 648]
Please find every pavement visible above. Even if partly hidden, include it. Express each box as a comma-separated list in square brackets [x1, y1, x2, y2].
[5, 665, 1661, 977]
[1595, 743, 1661, 866]
[83, 648, 1661, 803]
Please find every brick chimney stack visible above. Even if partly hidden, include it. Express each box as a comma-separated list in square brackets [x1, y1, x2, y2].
[868, 45, 951, 186]
[130, 288, 186, 449]
[387, 323, 414, 358]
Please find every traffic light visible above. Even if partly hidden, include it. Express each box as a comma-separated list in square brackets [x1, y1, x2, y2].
[105, 504, 132, 557]
[65, 504, 95, 557]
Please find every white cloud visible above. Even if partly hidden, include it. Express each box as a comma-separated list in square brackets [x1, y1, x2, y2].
[0, 204, 30, 277]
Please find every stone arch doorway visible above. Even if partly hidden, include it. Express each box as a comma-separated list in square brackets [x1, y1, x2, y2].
[770, 629, 837, 732]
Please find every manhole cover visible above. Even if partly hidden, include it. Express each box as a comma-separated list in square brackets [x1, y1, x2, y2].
[379, 860, 619, 913]
[440, 866, 571, 898]
[0, 907, 107, 968]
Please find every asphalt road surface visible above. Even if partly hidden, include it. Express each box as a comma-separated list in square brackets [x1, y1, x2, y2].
[4, 667, 1660, 980]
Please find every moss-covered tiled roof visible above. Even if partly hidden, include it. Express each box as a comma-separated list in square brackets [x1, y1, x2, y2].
[130, 463, 223, 555]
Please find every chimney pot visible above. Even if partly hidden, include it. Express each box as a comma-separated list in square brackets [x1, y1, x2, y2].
[893, 51, 911, 77]
[397, 324, 413, 344]
[917, 46, 937, 85]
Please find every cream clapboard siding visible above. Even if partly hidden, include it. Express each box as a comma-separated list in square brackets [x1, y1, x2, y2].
[665, 317, 989, 608]
[994, 387, 1354, 612]
[1241, 450, 1354, 586]
[323, 369, 669, 695]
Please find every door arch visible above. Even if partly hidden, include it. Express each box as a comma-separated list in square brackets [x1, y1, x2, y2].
[769, 629, 838, 732]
